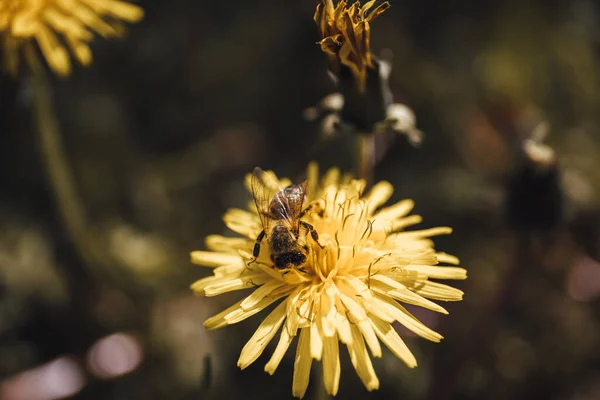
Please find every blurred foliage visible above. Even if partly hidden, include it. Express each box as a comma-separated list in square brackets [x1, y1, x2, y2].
[1, 0, 600, 399]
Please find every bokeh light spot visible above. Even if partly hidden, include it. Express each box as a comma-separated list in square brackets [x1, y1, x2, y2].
[87, 333, 143, 379]
[0, 357, 85, 400]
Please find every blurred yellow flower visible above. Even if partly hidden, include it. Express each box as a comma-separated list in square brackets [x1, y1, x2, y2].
[0, 0, 143, 77]
[190, 164, 467, 398]
[314, 0, 390, 92]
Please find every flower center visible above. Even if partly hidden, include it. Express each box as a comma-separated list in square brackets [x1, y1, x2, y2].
[0, 0, 46, 16]
[303, 192, 374, 281]
[0, 0, 49, 34]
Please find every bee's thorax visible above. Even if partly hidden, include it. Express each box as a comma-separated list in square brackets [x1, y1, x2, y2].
[269, 184, 305, 220]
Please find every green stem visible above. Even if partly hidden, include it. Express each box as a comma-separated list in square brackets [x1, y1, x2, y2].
[355, 134, 375, 186]
[26, 46, 125, 284]
[26, 47, 93, 257]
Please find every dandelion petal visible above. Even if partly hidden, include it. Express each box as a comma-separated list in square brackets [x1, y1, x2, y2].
[292, 328, 313, 398]
[374, 199, 415, 220]
[347, 324, 379, 391]
[310, 321, 323, 360]
[358, 319, 382, 357]
[265, 325, 295, 375]
[370, 315, 417, 368]
[404, 265, 467, 280]
[204, 294, 283, 330]
[322, 333, 341, 396]
[190, 251, 243, 267]
[364, 181, 393, 210]
[241, 280, 287, 310]
[238, 301, 287, 369]
[411, 280, 465, 301]
[382, 296, 443, 342]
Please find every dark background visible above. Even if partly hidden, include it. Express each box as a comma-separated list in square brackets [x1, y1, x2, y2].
[1, 0, 600, 399]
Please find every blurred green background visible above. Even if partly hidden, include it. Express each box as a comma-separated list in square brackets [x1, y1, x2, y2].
[1, 0, 600, 399]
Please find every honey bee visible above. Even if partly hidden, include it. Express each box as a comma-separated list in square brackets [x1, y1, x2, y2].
[250, 167, 323, 269]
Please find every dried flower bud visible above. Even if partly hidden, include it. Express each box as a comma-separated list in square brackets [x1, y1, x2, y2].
[505, 127, 564, 231]
[314, 0, 390, 93]
[310, 1, 422, 149]
[336, 57, 393, 132]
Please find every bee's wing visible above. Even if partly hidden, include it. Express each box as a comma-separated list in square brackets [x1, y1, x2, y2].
[274, 179, 309, 232]
[292, 180, 309, 231]
[250, 167, 282, 232]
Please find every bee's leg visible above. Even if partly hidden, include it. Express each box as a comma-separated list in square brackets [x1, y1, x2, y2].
[249, 230, 266, 265]
[300, 221, 324, 249]
[298, 205, 311, 219]
[299, 200, 325, 219]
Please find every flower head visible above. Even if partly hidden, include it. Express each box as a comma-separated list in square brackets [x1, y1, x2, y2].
[191, 164, 467, 398]
[0, 0, 143, 77]
[310, 1, 422, 145]
[314, 0, 390, 93]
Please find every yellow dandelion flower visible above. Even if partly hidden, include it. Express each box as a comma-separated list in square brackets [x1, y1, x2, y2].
[0, 0, 143, 77]
[190, 164, 467, 398]
[314, 0, 390, 92]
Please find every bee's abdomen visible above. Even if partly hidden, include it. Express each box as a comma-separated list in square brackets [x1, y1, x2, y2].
[274, 252, 306, 268]
[268, 225, 296, 253]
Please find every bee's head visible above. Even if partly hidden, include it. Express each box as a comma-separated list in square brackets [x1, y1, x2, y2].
[274, 251, 307, 269]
